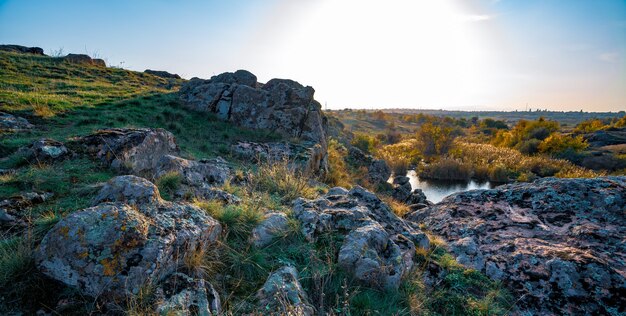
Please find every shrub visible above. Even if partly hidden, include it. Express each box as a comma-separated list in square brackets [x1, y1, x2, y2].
[0, 237, 34, 288]
[351, 133, 380, 154]
[517, 139, 542, 155]
[155, 171, 182, 201]
[493, 118, 560, 149]
[324, 139, 351, 187]
[416, 122, 457, 158]
[419, 158, 471, 181]
[488, 164, 511, 182]
[538, 133, 588, 155]
[574, 119, 606, 133]
[248, 159, 317, 202]
[450, 141, 600, 181]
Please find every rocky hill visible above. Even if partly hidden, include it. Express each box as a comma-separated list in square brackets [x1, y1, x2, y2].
[1, 46, 625, 315]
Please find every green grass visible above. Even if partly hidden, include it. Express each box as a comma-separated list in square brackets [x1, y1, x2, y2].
[155, 171, 183, 201]
[0, 50, 180, 116]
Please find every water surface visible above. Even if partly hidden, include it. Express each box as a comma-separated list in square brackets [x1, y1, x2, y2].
[402, 170, 496, 203]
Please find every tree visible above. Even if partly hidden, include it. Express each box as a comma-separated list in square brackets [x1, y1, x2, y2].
[416, 122, 456, 158]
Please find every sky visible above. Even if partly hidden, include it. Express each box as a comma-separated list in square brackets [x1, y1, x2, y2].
[1, 0, 625, 112]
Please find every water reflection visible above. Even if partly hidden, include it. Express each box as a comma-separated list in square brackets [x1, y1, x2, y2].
[404, 170, 496, 203]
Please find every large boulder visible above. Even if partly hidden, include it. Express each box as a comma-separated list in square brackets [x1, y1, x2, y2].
[406, 176, 626, 315]
[231, 141, 326, 175]
[78, 128, 179, 176]
[36, 175, 222, 300]
[179, 70, 328, 173]
[256, 266, 314, 316]
[63, 54, 106, 67]
[347, 147, 391, 184]
[0, 45, 45, 55]
[293, 186, 429, 289]
[0, 111, 34, 132]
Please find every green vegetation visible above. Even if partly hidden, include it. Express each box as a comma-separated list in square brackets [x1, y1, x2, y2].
[155, 171, 183, 201]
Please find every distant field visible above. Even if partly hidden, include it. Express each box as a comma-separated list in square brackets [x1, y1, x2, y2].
[329, 109, 625, 134]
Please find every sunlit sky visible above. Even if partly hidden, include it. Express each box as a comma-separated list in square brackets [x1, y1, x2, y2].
[1, 0, 625, 111]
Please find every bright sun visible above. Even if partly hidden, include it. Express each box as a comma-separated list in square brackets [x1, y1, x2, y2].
[250, 0, 502, 109]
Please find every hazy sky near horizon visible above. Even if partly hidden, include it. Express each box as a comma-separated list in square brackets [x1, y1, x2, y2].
[1, 0, 625, 111]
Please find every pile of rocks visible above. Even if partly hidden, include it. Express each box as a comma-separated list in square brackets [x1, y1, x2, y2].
[293, 186, 429, 290]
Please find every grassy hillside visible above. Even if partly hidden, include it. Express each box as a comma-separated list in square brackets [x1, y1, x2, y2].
[0, 51, 514, 315]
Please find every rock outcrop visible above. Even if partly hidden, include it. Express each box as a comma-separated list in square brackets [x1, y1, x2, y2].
[0, 111, 34, 131]
[154, 155, 239, 204]
[293, 186, 429, 290]
[347, 147, 391, 184]
[78, 128, 179, 176]
[406, 176, 626, 315]
[179, 70, 328, 173]
[256, 266, 314, 316]
[0, 45, 45, 55]
[583, 127, 626, 148]
[145, 69, 181, 79]
[231, 141, 326, 175]
[63, 54, 106, 67]
[36, 175, 222, 300]
[17, 138, 69, 163]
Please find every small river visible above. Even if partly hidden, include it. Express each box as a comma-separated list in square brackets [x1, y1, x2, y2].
[399, 170, 497, 203]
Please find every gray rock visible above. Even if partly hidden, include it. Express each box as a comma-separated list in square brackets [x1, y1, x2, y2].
[256, 266, 314, 316]
[36, 176, 221, 300]
[0, 191, 53, 213]
[406, 176, 626, 315]
[251, 212, 290, 247]
[153, 155, 240, 203]
[154, 273, 220, 316]
[450, 237, 484, 271]
[17, 138, 69, 163]
[0, 111, 34, 131]
[392, 182, 412, 202]
[293, 185, 428, 289]
[326, 187, 349, 196]
[338, 221, 414, 289]
[93, 175, 162, 206]
[231, 141, 327, 175]
[79, 128, 179, 176]
[368, 160, 391, 184]
[346, 147, 391, 184]
[0, 208, 15, 223]
[155, 155, 230, 186]
[405, 189, 428, 205]
[392, 176, 410, 185]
